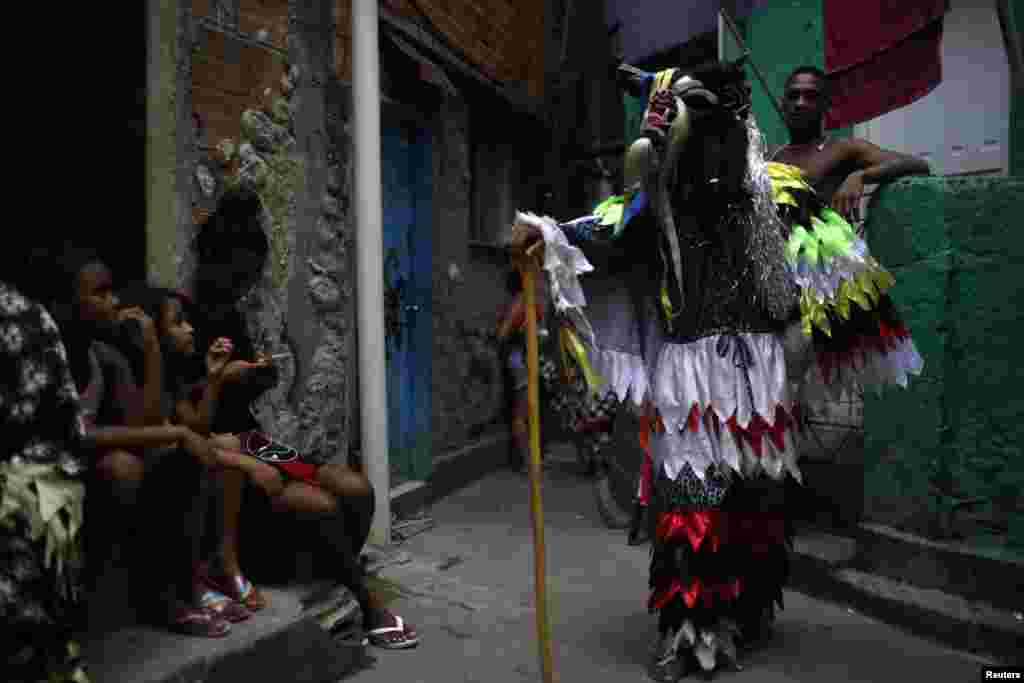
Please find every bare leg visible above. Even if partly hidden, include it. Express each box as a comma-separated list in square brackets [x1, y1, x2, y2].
[199, 434, 281, 612]
[270, 481, 338, 518]
[303, 482, 418, 647]
[314, 464, 372, 500]
[217, 468, 247, 578]
[208, 433, 284, 498]
[95, 449, 145, 505]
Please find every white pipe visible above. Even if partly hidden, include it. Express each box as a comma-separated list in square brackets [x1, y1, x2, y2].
[353, 0, 391, 546]
[717, 11, 726, 62]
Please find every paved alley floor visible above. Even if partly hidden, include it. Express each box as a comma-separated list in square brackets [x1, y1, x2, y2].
[348, 460, 997, 683]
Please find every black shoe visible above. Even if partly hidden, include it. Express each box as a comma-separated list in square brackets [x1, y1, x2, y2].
[627, 502, 650, 546]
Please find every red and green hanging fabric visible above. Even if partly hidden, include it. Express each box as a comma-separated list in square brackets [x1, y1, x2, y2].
[823, 0, 948, 130]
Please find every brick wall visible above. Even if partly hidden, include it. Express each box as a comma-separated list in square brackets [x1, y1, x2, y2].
[193, 0, 289, 49]
[192, 0, 546, 141]
[863, 176, 1024, 557]
[191, 26, 285, 152]
[337, 0, 545, 99]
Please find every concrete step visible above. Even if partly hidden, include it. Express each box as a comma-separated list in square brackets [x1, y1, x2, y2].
[789, 527, 1024, 665]
[851, 522, 1024, 611]
[81, 483, 431, 683]
[84, 579, 367, 683]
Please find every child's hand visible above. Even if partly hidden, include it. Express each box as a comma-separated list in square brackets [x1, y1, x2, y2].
[118, 306, 158, 346]
[220, 358, 268, 384]
[206, 337, 234, 377]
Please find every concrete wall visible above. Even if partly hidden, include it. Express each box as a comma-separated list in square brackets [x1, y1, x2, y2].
[432, 94, 508, 452]
[863, 176, 1024, 558]
[180, 1, 356, 465]
[146, 0, 183, 289]
[177, 1, 548, 480]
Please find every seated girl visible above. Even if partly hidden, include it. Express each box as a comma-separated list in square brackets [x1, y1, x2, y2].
[129, 285, 419, 649]
[47, 246, 248, 638]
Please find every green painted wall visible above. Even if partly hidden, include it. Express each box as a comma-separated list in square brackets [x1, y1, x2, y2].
[745, 0, 850, 149]
[623, 1, 854, 151]
[864, 176, 1024, 558]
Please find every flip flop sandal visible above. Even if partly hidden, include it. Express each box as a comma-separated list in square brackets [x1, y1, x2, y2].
[170, 605, 231, 638]
[206, 572, 268, 612]
[199, 563, 269, 611]
[197, 585, 252, 623]
[367, 615, 419, 650]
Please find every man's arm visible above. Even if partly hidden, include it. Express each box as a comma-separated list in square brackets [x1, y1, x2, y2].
[832, 139, 931, 219]
[848, 138, 931, 183]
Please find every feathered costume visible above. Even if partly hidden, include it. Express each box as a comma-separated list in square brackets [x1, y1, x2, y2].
[768, 162, 924, 403]
[514, 60, 922, 679]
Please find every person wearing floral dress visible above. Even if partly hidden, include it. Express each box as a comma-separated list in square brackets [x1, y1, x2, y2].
[1, 278, 91, 683]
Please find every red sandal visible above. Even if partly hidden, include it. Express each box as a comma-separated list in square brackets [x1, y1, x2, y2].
[194, 563, 252, 623]
[168, 604, 231, 638]
[366, 612, 419, 649]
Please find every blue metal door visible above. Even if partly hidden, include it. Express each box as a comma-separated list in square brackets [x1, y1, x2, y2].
[382, 121, 433, 486]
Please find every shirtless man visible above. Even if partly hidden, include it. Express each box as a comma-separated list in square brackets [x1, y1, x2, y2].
[771, 66, 931, 222]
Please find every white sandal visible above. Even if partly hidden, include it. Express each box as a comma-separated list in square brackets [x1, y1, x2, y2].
[367, 614, 419, 650]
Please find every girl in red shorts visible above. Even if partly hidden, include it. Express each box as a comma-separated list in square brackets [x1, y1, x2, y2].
[125, 285, 419, 649]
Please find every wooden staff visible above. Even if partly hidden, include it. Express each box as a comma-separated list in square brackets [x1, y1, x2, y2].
[517, 242, 555, 683]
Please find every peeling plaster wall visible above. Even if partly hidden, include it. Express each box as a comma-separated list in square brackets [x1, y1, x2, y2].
[180, 1, 354, 465]
[287, 2, 355, 465]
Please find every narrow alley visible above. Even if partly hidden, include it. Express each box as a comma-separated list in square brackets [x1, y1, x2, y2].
[349, 450, 996, 682]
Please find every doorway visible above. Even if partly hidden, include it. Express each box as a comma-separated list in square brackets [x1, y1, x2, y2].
[382, 113, 434, 486]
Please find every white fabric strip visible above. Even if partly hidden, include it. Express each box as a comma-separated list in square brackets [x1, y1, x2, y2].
[653, 333, 791, 431]
[650, 407, 802, 483]
[797, 337, 924, 407]
[514, 211, 596, 344]
[590, 347, 650, 408]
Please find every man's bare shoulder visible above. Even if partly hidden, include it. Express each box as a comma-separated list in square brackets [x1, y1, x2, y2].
[833, 136, 872, 156]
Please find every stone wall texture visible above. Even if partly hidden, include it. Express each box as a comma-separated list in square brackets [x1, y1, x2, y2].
[863, 176, 1024, 556]
[431, 95, 509, 453]
[181, 1, 527, 478]
[183, 1, 356, 464]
